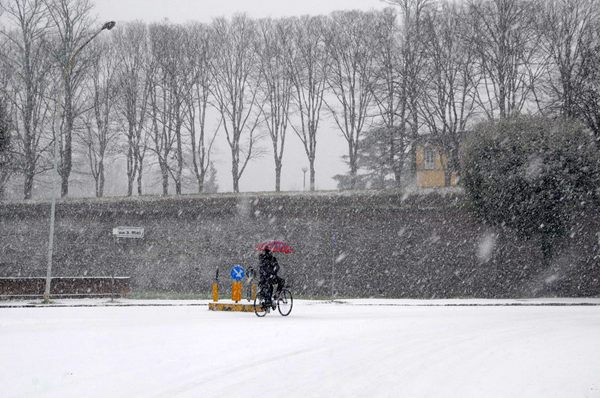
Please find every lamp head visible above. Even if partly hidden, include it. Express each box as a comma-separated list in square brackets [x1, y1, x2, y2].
[102, 21, 116, 31]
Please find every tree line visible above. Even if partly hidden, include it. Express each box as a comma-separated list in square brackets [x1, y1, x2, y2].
[1, 0, 600, 200]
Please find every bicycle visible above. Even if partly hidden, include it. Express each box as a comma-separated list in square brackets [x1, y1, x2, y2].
[254, 285, 293, 317]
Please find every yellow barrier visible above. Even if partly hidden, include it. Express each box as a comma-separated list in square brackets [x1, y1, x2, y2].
[208, 302, 255, 312]
[232, 281, 242, 302]
[208, 279, 257, 312]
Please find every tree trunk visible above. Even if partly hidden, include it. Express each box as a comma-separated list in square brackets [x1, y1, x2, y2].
[231, 152, 240, 193]
[444, 170, 452, 187]
[348, 140, 358, 190]
[309, 157, 315, 191]
[175, 124, 183, 195]
[275, 161, 282, 192]
[23, 162, 34, 200]
[23, 131, 35, 199]
[60, 81, 73, 198]
[126, 130, 136, 196]
[160, 160, 169, 196]
[197, 171, 205, 194]
[97, 160, 104, 197]
[137, 159, 143, 196]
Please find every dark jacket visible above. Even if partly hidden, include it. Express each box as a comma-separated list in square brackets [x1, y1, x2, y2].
[259, 251, 279, 279]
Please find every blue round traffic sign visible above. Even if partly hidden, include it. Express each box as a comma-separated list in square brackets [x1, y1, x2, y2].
[231, 266, 245, 281]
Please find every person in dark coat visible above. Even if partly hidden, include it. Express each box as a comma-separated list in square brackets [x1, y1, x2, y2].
[258, 247, 285, 308]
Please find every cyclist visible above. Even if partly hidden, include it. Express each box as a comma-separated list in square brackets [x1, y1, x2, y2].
[258, 247, 285, 309]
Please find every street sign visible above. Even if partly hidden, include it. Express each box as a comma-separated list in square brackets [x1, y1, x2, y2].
[230, 266, 245, 281]
[112, 226, 144, 239]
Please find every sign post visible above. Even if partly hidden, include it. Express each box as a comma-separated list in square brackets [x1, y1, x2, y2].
[208, 266, 255, 312]
[231, 266, 245, 302]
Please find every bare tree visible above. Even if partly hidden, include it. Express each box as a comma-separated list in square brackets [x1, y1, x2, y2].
[325, 10, 378, 189]
[0, 0, 53, 200]
[209, 15, 263, 193]
[113, 21, 150, 196]
[466, 0, 544, 119]
[0, 25, 13, 199]
[146, 22, 198, 196]
[370, 7, 410, 187]
[578, 17, 600, 148]
[147, 22, 176, 195]
[184, 22, 219, 194]
[257, 18, 294, 192]
[79, 36, 119, 197]
[165, 25, 193, 195]
[287, 15, 329, 191]
[0, 98, 14, 200]
[420, 3, 480, 186]
[538, 0, 599, 117]
[46, 0, 95, 197]
[386, 0, 432, 180]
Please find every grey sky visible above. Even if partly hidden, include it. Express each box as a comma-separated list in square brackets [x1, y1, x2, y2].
[92, 0, 390, 193]
[93, 0, 389, 24]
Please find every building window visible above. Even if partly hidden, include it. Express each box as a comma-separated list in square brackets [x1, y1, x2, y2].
[424, 148, 435, 170]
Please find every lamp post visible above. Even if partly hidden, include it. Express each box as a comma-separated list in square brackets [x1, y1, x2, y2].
[302, 167, 308, 191]
[44, 21, 116, 303]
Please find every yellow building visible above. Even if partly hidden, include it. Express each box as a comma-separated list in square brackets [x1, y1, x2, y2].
[416, 144, 458, 187]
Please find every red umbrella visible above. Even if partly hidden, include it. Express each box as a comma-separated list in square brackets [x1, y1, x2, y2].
[254, 240, 295, 253]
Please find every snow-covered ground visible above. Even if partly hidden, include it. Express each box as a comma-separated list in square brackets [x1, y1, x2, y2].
[2, 299, 600, 398]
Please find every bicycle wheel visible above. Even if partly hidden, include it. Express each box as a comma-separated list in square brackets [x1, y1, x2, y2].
[277, 289, 293, 316]
[254, 294, 268, 317]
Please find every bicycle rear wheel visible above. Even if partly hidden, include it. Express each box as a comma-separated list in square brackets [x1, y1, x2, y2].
[254, 294, 268, 317]
[277, 289, 293, 316]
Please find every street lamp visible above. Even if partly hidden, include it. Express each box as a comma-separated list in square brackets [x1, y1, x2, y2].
[44, 21, 116, 303]
[302, 167, 308, 191]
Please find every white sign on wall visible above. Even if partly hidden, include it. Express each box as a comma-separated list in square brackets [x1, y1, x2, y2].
[112, 226, 144, 239]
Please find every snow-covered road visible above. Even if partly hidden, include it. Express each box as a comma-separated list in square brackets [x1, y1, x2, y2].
[1, 299, 600, 397]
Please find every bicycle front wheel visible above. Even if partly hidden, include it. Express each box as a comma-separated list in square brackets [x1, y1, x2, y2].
[277, 289, 293, 316]
[254, 294, 267, 317]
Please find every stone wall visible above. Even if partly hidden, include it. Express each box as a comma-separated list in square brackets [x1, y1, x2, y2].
[1, 190, 598, 298]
